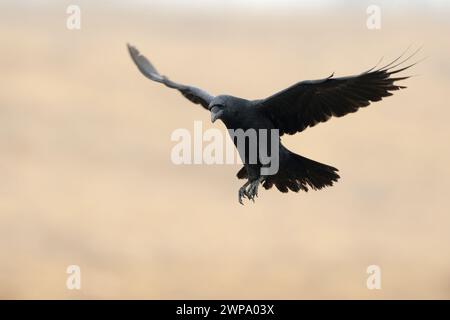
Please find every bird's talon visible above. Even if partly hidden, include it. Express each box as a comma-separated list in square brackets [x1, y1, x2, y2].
[238, 186, 249, 205]
[238, 177, 264, 204]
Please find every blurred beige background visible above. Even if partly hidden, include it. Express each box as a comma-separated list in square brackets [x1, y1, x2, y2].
[1, 0, 450, 299]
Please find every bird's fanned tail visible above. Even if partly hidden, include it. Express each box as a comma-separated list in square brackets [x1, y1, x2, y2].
[275, 153, 340, 192]
[237, 152, 340, 193]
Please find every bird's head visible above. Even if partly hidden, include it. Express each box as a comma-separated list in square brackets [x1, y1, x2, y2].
[208, 95, 244, 123]
[209, 104, 224, 123]
[208, 96, 228, 123]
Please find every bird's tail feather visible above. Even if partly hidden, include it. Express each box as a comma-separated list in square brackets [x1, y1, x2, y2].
[272, 153, 340, 193]
[237, 152, 340, 193]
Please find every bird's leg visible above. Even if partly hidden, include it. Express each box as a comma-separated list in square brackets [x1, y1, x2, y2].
[238, 181, 251, 205]
[244, 176, 265, 203]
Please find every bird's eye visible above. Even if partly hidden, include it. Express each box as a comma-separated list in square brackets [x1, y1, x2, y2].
[210, 105, 221, 113]
[209, 104, 224, 111]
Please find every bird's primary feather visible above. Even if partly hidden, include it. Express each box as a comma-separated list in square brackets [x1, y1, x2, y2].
[127, 44, 214, 109]
[257, 49, 421, 135]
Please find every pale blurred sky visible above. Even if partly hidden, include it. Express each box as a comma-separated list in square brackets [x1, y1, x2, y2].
[1, 0, 449, 18]
[107, 0, 450, 11]
[3, 0, 450, 10]
[131, 0, 450, 7]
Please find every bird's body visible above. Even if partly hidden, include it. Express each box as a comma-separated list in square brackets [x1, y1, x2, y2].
[127, 44, 418, 204]
[209, 94, 339, 201]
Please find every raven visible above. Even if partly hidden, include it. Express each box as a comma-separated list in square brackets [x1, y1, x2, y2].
[128, 44, 418, 204]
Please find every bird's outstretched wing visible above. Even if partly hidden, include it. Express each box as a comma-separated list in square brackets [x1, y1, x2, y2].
[257, 50, 421, 135]
[127, 44, 214, 109]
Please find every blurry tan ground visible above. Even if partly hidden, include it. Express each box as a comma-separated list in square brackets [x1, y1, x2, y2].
[1, 1, 450, 299]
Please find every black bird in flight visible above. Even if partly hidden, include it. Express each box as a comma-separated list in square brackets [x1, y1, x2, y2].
[128, 44, 418, 204]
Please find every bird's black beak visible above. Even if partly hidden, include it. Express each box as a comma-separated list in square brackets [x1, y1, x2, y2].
[210, 106, 224, 123]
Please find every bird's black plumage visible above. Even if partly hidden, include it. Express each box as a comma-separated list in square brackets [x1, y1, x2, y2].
[128, 44, 417, 204]
[127, 44, 213, 109]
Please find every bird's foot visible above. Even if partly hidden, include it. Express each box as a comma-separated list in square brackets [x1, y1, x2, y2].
[246, 181, 259, 202]
[238, 182, 250, 205]
[238, 177, 265, 205]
